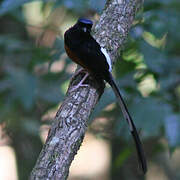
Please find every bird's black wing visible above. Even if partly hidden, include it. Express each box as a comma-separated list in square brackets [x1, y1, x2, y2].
[75, 36, 110, 80]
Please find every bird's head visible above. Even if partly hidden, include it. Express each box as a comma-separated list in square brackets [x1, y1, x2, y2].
[76, 18, 93, 33]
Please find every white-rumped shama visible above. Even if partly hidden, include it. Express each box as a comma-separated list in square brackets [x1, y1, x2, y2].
[64, 18, 147, 174]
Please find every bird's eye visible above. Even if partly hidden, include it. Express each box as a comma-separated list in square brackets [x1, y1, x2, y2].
[82, 27, 87, 32]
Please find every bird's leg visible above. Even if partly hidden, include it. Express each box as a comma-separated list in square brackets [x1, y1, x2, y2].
[72, 68, 86, 78]
[69, 68, 90, 92]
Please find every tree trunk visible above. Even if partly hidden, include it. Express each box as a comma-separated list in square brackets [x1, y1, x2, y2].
[29, 0, 144, 179]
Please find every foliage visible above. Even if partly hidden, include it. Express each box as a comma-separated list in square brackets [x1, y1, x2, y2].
[0, 0, 179, 179]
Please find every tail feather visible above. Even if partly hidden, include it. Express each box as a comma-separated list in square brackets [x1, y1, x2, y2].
[107, 73, 147, 174]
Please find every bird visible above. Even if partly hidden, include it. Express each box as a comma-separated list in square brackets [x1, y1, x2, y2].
[64, 18, 147, 174]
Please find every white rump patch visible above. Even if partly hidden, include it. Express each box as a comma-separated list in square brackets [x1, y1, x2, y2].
[101, 47, 112, 72]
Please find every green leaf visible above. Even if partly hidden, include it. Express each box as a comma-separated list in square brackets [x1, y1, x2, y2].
[131, 97, 172, 138]
[22, 118, 40, 136]
[0, 0, 32, 16]
[160, 74, 180, 91]
[114, 59, 136, 78]
[140, 40, 166, 74]
[0, 35, 26, 52]
[8, 68, 37, 109]
[165, 114, 180, 149]
[90, 88, 115, 121]
[88, 0, 105, 12]
[143, 12, 167, 38]
[54, 0, 89, 13]
[114, 148, 132, 168]
[37, 81, 63, 104]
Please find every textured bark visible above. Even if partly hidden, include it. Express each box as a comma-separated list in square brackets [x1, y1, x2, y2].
[30, 0, 144, 179]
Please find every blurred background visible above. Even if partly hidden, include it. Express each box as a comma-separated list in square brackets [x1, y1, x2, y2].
[0, 0, 180, 179]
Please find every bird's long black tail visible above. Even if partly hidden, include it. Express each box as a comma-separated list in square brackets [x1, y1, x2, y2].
[107, 73, 147, 174]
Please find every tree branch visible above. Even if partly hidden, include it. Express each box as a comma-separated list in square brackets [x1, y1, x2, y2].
[30, 0, 144, 179]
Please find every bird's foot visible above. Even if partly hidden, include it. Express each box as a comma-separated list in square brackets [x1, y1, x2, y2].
[69, 69, 90, 92]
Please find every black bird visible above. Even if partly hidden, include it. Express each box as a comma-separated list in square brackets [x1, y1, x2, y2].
[64, 18, 147, 174]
